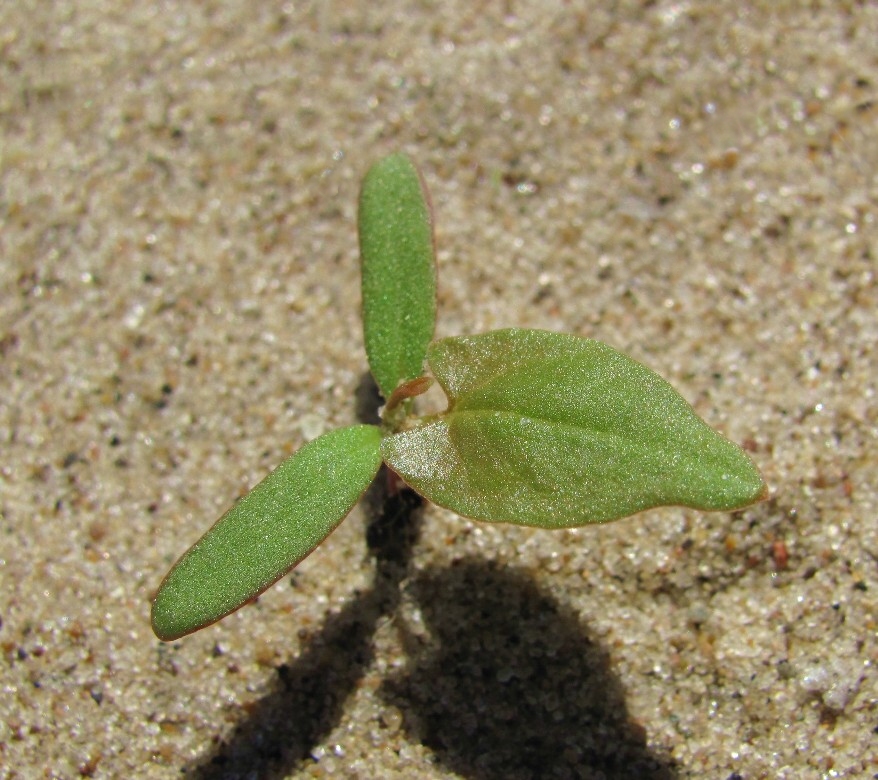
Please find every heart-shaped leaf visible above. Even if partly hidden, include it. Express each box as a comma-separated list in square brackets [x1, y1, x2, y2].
[381, 329, 766, 527]
[152, 424, 383, 640]
[359, 153, 436, 399]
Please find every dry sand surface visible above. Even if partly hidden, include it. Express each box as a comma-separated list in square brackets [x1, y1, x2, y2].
[1, 2, 877, 778]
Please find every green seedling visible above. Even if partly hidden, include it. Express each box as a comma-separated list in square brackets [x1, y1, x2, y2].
[152, 153, 766, 641]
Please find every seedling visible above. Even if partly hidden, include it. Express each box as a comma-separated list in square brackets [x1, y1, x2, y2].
[151, 154, 766, 641]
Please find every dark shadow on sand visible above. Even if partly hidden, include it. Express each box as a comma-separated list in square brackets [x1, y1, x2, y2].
[185, 373, 677, 778]
[382, 559, 677, 780]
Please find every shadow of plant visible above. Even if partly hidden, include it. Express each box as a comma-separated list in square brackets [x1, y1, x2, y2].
[186, 374, 676, 778]
[382, 559, 677, 780]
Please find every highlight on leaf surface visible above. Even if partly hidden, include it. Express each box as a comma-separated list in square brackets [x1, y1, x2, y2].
[359, 153, 437, 399]
[381, 329, 766, 528]
[151, 425, 383, 641]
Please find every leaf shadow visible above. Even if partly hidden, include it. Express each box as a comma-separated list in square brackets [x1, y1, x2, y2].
[381, 558, 678, 780]
[187, 373, 421, 778]
[188, 476, 423, 779]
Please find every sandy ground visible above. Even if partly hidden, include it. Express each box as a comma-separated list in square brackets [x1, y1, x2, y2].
[2, 2, 877, 778]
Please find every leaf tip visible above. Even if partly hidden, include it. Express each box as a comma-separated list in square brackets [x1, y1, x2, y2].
[150, 589, 186, 642]
[701, 445, 769, 513]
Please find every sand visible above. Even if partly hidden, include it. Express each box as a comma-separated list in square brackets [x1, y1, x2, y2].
[1, 1, 876, 777]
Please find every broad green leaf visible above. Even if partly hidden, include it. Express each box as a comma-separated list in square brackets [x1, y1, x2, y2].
[152, 425, 383, 641]
[359, 153, 436, 399]
[381, 329, 766, 528]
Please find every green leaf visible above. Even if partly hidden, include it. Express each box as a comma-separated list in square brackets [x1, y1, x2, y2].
[359, 153, 437, 399]
[152, 425, 383, 641]
[381, 329, 766, 527]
